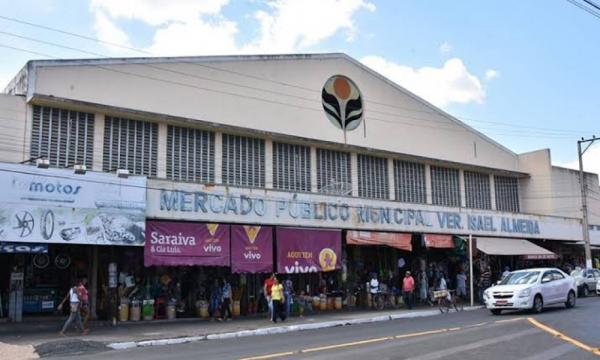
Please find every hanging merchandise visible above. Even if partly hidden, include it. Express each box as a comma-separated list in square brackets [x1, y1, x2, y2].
[54, 254, 71, 269]
[108, 262, 118, 288]
[33, 254, 50, 269]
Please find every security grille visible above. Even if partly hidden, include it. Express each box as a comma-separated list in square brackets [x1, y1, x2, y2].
[273, 142, 311, 191]
[431, 166, 461, 207]
[357, 154, 389, 199]
[222, 134, 265, 187]
[167, 125, 215, 183]
[30, 105, 94, 168]
[495, 176, 520, 212]
[464, 171, 491, 209]
[103, 116, 158, 176]
[393, 160, 426, 204]
[316, 148, 352, 193]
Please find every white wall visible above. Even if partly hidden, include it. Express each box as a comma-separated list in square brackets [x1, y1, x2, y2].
[0, 94, 27, 163]
[29, 55, 520, 172]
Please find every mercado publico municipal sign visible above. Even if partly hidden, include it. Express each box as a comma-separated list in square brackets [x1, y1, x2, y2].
[146, 180, 583, 241]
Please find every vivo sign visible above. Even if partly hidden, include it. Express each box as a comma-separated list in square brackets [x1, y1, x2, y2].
[147, 180, 583, 241]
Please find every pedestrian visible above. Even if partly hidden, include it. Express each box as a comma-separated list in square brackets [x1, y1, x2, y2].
[78, 278, 90, 334]
[270, 277, 286, 323]
[456, 270, 467, 300]
[368, 273, 379, 309]
[220, 278, 233, 321]
[209, 279, 222, 321]
[283, 276, 294, 317]
[263, 273, 275, 320]
[402, 271, 415, 310]
[501, 266, 511, 279]
[478, 266, 492, 305]
[58, 280, 84, 336]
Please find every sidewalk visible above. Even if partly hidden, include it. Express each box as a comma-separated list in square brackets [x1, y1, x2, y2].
[0, 305, 481, 359]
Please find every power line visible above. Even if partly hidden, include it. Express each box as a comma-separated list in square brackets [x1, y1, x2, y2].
[582, 0, 600, 12]
[565, 0, 600, 19]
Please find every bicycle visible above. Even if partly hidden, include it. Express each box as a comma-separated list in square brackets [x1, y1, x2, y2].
[435, 289, 464, 314]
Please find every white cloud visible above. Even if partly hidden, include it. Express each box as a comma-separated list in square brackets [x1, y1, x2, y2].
[439, 41, 452, 55]
[93, 11, 131, 49]
[89, 0, 374, 56]
[246, 0, 376, 53]
[485, 69, 499, 80]
[361, 55, 486, 107]
[560, 146, 600, 176]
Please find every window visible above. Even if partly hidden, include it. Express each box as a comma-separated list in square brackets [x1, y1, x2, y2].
[394, 160, 426, 204]
[30, 105, 94, 168]
[273, 142, 311, 192]
[222, 134, 265, 187]
[431, 166, 460, 207]
[464, 171, 491, 209]
[495, 176, 520, 212]
[551, 271, 565, 281]
[357, 154, 389, 199]
[166, 125, 214, 183]
[316, 148, 351, 194]
[103, 116, 158, 176]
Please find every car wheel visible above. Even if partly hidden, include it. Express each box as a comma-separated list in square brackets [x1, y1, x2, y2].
[532, 295, 543, 314]
[583, 285, 589, 297]
[490, 309, 502, 315]
[565, 291, 576, 309]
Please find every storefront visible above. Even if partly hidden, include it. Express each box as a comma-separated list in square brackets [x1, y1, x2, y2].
[0, 163, 146, 322]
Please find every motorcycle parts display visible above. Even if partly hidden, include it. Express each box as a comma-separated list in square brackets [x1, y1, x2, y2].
[33, 253, 50, 269]
[40, 209, 55, 240]
[54, 254, 71, 269]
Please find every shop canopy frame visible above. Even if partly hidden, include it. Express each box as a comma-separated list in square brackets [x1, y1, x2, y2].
[476, 237, 558, 260]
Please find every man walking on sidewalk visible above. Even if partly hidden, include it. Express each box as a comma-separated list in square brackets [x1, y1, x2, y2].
[402, 271, 415, 310]
[58, 280, 85, 336]
[263, 273, 275, 320]
[220, 278, 233, 321]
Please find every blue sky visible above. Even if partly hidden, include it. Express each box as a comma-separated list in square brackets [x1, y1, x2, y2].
[1, 0, 599, 172]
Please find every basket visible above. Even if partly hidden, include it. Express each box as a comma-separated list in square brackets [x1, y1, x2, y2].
[433, 290, 448, 299]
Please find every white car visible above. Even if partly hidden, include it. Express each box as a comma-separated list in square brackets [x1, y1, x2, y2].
[484, 268, 577, 315]
[597, 278, 600, 296]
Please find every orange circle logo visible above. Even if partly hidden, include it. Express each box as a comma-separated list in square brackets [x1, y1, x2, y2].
[322, 75, 363, 131]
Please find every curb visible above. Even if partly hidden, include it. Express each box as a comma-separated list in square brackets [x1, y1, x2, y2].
[107, 306, 483, 350]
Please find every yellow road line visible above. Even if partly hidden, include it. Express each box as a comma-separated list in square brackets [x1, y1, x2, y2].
[301, 336, 392, 353]
[239, 351, 296, 360]
[527, 317, 600, 356]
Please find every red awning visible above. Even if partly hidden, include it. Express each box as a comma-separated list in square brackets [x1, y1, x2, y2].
[347, 231, 412, 251]
[424, 234, 454, 249]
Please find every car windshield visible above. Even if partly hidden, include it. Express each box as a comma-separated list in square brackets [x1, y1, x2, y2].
[499, 271, 540, 285]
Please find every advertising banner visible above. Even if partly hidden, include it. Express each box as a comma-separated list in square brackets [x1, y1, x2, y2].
[144, 221, 230, 266]
[276, 227, 341, 274]
[424, 234, 454, 249]
[0, 163, 146, 246]
[231, 225, 273, 274]
[347, 231, 412, 251]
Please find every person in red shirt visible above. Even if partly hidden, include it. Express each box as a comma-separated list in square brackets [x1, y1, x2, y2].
[263, 273, 275, 320]
[402, 271, 415, 310]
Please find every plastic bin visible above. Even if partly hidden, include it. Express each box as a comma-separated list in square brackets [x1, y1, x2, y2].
[130, 300, 141, 321]
[142, 299, 154, 321]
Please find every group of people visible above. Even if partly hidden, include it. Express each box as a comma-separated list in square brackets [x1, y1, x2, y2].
[58, 278, 90, 336]
[263, 274, 293, 323]
[209, 278, 233, 321]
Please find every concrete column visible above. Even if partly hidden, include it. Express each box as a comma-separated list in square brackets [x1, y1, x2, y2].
[310, 146, 317, 192]
[157, 123, 167, 178]
[459, 169, 466, 207]
[351, 152, 359, 196]
[92, 114, 105, 171]
[214, 132, 222, 184]
[265, 139, 273, 189]
[388, 158, 395, 200]
[425, 164, 432, 204]
[490, 174, 497, 210]
[22, 104, 33, 162]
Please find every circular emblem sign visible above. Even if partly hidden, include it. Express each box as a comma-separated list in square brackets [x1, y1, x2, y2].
[321, 75, 363, 131]
[319, 248, 338, 272]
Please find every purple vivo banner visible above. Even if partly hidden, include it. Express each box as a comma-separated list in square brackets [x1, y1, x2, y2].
[231, 225, 273, 274]
[144, 221, 230, 266]
[276, 227, 341, 274]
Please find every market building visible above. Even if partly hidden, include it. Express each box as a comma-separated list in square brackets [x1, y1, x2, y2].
[1, 53, 599, 322]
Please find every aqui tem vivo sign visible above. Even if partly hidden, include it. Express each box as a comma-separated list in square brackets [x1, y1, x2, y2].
[321, 75, 364, 142]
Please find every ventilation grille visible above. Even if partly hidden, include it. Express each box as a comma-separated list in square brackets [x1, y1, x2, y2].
[167, 125, 215, 183]
[357, 154, 389, 199]
[431, 166, 461, 207]
[465, 171, 491, 209]
[316, 148, 352, 194]
[394, 160, 426, 204]
[103, 116, 158, 176]
[495, 176, 520, 212]
[273, 142, 311, 191]
[222, 134, 265, 187]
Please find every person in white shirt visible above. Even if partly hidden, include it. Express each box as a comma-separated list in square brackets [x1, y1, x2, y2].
[368, 273, 379, 309]
[58, 281, 84, 335]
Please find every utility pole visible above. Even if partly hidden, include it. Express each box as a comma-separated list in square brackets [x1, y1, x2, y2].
[578, 136, 598, 269]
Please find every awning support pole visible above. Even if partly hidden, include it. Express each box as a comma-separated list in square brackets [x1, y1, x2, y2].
[469, 234, 474, 307]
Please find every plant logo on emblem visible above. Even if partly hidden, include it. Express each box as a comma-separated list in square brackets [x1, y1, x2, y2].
[318, 248, 337, 272]
[321, 75, 363, 135]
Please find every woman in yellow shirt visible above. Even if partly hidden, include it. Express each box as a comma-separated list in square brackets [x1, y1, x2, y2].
[271, 277, 286, 323]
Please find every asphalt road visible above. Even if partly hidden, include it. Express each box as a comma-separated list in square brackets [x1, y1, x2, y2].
[58, 297, 600, 360]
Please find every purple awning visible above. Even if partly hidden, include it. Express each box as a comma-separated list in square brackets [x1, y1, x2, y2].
[276, 227, 341, 274]
[144, 221, 230, 266]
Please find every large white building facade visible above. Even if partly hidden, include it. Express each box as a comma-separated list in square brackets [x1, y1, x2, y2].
[1, 53, 599, 320]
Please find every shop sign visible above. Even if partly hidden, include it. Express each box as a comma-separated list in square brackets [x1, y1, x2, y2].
[144, 221, 230, 266]
[347, 231, 412, 251]
[423, 234, 454, 249]
[0, 242, 48, 253]
[0, 163, 146, 246]
[231, 225, 273, 274]
[148, 181, 584, 241]
[276, 227, 341, 274]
